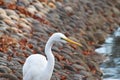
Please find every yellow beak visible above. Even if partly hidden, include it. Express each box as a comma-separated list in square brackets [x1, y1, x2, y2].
[63, 37, 82, 47]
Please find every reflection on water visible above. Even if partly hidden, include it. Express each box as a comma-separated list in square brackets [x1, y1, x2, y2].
[95, 28, 120, 80]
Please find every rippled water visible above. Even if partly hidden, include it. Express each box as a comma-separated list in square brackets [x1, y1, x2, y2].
[95, 28, 120, 80]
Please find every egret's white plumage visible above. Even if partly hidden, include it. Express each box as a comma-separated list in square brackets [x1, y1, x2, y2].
[23, 33, 82, 80]
[23, 54, 47, 80]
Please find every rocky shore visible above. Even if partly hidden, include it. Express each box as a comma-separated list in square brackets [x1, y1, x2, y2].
[0, 0, 120, 80]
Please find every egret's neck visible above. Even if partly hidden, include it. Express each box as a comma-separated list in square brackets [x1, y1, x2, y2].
[45, 38, 55, 78]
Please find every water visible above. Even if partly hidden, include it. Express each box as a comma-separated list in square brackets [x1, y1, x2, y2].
[95, 28, 120, 80]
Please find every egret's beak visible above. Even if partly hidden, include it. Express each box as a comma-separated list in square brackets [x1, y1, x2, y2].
[63, 37, 82, 47]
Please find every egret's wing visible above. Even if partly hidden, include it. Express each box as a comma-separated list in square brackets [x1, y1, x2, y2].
[23, 69, 33, 80]
[23, 54, 47, 79]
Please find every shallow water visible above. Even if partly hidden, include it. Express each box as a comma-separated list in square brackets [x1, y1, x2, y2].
[95, 28, 120, 80]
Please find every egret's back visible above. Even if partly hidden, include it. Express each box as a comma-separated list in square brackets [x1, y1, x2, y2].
[23, 54, 47, 80]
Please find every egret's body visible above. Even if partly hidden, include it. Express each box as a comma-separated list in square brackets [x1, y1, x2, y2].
[23, 33, 82, 80]
[23, 54, 48, 80]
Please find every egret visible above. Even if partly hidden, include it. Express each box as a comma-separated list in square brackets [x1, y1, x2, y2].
[23, 32, 82, 80]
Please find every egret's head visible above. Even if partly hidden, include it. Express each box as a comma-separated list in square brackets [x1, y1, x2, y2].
[51, 33, 67, 43]
[51, 33, 82, 47]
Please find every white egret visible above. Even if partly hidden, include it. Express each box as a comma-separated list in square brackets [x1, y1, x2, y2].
[23, 32, 82, 80]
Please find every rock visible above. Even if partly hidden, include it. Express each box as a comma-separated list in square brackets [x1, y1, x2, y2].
[0, 14, 10, 20]
[72, 64, 86, 71]
[16, 0, 30, 6]
[80, 70, 92, 77]
[94, 31, 107, 44]
[56, 2, 63, 7]
[3, 19, 15, 26]
[0, 66, 12, 73]
[0, 73, 18, 80]
[73, 74, 83, 80]
[9, 15, 19, 21]
[5, 9, 18, 16]
[112, 7, 120, 16]
[0, 58, 8, 66]
[64, 65, 75, 71]
[48, 2, 56, 9]
[3, 0, 17, 3]
[39, 0, 48, 3]
[34, 2, 44, 11]
[64, 6, 74, 15]
[0, 8, 6, 15]
[0, 52, 4, 57]
[27, 5, 38, 14]
[18, 22, 32, 32]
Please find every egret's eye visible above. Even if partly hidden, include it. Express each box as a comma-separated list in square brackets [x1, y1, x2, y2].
[61, 37, 65, 40]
